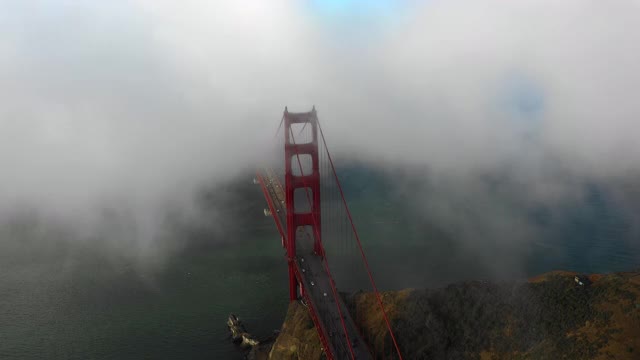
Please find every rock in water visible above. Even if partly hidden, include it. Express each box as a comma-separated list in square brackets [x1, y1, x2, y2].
[227, 314, 260, 348]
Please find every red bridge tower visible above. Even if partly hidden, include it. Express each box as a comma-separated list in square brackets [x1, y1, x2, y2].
[284, 107, 323, 301]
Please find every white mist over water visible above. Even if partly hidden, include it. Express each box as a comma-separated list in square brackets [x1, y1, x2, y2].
[1, 3, 640, 359]
[0, 0, 639, 268]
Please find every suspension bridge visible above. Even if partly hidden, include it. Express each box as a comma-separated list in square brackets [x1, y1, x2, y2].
[256, 108, 403, 360]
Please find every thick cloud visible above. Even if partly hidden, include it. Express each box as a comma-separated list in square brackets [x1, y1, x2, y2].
[1, 0, 639, 269]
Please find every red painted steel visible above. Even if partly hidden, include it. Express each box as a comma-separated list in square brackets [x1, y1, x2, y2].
[257, 171, 337, 359]
[258, 108, 387, 359]
[288, 113, 357, 360]
[261, 153, 353, 358]
[284, 108, 323, 301]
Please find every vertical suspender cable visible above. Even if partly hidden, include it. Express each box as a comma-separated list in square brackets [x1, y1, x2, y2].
[318, 119, 404, 360]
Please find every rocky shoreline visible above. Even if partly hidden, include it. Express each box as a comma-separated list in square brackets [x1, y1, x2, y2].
[227, 314, 279, 360]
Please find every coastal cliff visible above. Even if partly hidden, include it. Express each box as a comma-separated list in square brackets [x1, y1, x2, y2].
[267, 302, 324, 359]
[265, 271, 640, 359]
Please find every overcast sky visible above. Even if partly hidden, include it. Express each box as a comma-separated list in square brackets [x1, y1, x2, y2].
[1, 0, 639, 266]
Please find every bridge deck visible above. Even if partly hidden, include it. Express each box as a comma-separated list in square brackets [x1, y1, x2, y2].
[260, 171, 372, 359]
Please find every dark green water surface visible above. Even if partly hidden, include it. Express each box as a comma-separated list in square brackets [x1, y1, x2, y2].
[0, 224, 288, 360]
[1, 171, 638, 359]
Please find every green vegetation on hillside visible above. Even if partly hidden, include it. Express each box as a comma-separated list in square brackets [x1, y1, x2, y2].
[268, 271, 640, 360]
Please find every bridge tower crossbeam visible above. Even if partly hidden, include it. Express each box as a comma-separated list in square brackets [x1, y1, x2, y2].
[284, 107, 323, 301]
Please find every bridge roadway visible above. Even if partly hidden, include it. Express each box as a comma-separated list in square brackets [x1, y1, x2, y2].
[260, 170, 372, 359]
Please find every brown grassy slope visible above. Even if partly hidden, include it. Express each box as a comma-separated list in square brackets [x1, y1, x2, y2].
[392, 271, 640, 360]
[268, 301, 324, 360]
[568, 272, 640, 360]
[345, 289, 413, 357]
[267, 290, 411, 359]
[268, 271, 640, 360]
